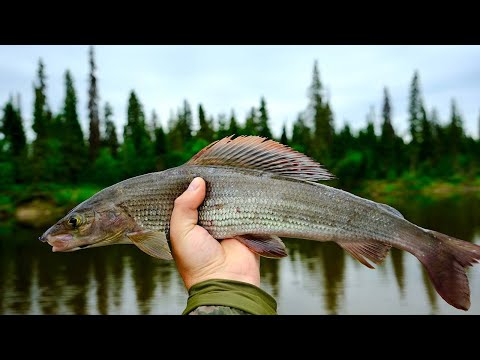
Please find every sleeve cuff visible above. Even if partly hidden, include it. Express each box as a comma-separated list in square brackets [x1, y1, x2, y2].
[182, 279, 277, 315]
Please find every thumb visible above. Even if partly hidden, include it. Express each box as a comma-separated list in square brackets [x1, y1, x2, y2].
[170, 177, 206, 244]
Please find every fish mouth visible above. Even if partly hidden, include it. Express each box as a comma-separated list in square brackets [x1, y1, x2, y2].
[46, 234, 75, 252]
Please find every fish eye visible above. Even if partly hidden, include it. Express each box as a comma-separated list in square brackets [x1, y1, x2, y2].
[67, 214, 82, 228]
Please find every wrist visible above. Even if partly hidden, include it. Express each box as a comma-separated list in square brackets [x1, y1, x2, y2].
[183, 279, 277, 315]
[184, 272, 260, 290]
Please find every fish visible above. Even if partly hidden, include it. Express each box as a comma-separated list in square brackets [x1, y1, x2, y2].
[39, 135, 480, 311]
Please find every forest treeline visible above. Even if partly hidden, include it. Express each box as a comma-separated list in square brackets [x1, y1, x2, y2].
[1, 47, 479, 191]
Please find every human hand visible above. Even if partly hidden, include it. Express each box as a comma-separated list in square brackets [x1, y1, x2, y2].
[170, 177, 260, 290]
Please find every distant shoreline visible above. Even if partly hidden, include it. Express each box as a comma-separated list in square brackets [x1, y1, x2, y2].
[356, 176, 480, 203]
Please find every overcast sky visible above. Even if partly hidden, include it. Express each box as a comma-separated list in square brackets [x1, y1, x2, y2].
[1, 45, 479, 140]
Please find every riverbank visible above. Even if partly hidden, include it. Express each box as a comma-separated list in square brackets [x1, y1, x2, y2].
[0, 184, 101, 227]
[1, 176, 479, 228]
[356, 175, 480, 204]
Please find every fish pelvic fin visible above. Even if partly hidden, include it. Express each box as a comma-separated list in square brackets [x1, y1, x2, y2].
[127, 230, 173, 260]
[186, 135, 335, 182]
[417, 229, 480, 311]
[234, 234, 287, 258]
[338, 240, 391, 269]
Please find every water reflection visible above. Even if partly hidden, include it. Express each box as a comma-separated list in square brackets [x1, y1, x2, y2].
[0, 194, 479, 314]
[390, 248, 405, 296]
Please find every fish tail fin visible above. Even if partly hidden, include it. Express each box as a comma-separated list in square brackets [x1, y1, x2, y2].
[417, 229, 480, 311]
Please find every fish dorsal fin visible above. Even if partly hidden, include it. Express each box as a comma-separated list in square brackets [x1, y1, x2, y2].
[376, 203, 404, 219]
[187, 135, 335, 182]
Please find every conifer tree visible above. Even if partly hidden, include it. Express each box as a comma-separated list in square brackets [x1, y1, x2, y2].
[449, 99, 464, 167]
[122, 91, 154, 176]
[291, 113, 312, 155]
[280, 123, 288, 145]
[62, 71, 87, 182]
[88, 46, 101, 161]
[103, 102, 118, 158]
[258, 97, 272, 138]
[379, 87, 397, 176]
[243, 107, 258, 135]
[228, 110, 239, 135]
[197, 104, 214, 141]
[216, 113, 229, 139]
[408, 71, 422, 170]
[308, 61, 334, 162]
[419, 105, 433, 167]
[1, 101, 27, 181]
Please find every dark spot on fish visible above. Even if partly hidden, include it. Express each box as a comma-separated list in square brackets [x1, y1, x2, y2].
[236, 207, 241, 213]
[79, 244, 90, 249]
[214, 204, 224, 210]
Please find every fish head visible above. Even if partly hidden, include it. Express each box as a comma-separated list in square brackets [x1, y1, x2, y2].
[39, 195, 134, 252]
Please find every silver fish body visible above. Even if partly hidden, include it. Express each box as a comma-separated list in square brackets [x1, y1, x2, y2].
[113, 165, 412, 247]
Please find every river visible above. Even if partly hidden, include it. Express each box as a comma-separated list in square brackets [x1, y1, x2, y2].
[1, 194, 479, 314]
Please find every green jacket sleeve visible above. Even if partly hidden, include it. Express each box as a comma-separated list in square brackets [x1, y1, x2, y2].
[182, 279, 277, 315]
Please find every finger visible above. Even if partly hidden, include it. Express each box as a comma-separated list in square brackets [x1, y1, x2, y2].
[170, 177, 206, 245]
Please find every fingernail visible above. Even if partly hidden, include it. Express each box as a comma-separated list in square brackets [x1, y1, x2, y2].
[188, 178, 200, 191]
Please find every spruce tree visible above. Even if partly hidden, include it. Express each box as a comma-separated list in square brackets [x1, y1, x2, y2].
[1, 101, 27, 182]
[2, 101, 26, 158]
[449, 99, 464, 167]
[280, 123, 288, 145]
[228, 110, 239, 135]
[122, 91, 154, 176]
[291, 113, 312, 155]
[308, 61, 334, 162]
[197, 104, 214, 141]
[243, 107, 258, 135]
[380, 87, 397, 177]
[62, 70, 86, 182]
[124, 91, 147, 150]
[180, 100, 193, 142]
[32, 59, 48, 140]
[418, 105, 433, 168]
[258, 97, 272, 138]
[408, 70, 422, 170]
[358, 107, 378, 179]
[103, 102, 118, 158]
[88, 46, 101, 161]
[216, 113, 229, 139]
[31, 59, 51, 181]
[168, 101, 193, 152]
[153, 124, 167, 170]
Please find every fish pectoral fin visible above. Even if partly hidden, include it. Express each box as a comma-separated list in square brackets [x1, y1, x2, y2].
[127, 230, 173, 260]
[338, 240, 391, 269]
[234, 234, 287, 259]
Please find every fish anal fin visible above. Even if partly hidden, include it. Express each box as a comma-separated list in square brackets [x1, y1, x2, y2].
[127, 230, 173, 260]
[186, 135, 335, 182]
[234, 234, 287, 259]
[338, 240, 391, 269]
